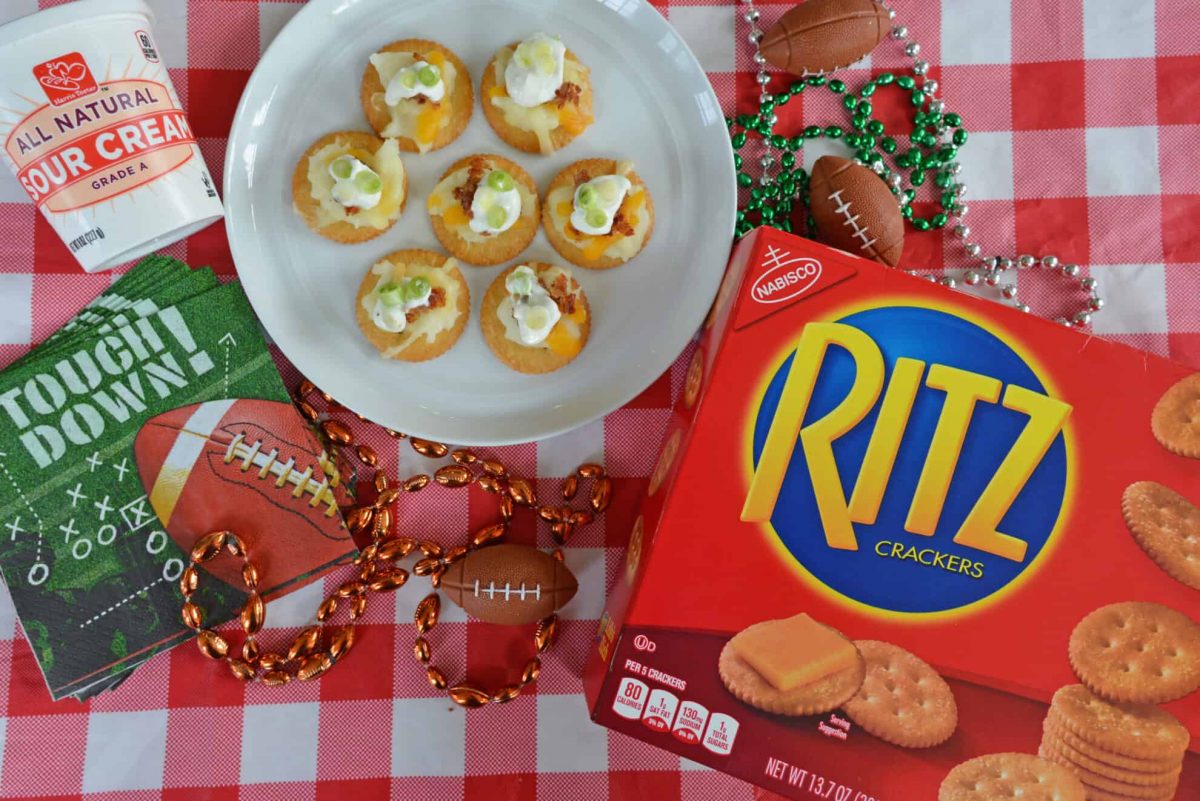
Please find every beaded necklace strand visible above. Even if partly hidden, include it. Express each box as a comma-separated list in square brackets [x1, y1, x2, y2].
[730, 0, 1104, 327]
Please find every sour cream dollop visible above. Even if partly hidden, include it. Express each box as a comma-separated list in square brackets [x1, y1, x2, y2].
[371, 275, 432, 333]
[329, 155, 382, 212]
[504, 33, 566, 108]
[385, 60, 445, 105]
[570, 174, 631, 236]
[470, 170, 521, 234]
[505, 265, 561, 345]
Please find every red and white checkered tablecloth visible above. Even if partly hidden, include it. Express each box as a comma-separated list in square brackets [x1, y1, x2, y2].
[0, 0, 1198, 798]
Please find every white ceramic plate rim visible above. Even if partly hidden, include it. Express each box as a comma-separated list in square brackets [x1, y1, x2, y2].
[223, 0, 735, 445]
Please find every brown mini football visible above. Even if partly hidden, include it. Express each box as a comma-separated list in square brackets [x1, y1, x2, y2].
[809, 155, 904, 267]
[441, 544, 578, 625]
[761, 0, 892, 77]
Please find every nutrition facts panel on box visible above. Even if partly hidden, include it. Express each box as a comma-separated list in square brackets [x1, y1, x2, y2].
[612, 673, 740, 757]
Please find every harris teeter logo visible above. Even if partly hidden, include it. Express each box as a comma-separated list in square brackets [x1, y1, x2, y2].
[741, 305, 1073, 615]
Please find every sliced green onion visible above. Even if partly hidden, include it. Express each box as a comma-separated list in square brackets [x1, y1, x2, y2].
[536, 54, 556, 74]
[487, 170, 514, 192]
[576, 184, 598, 209]
[404, 275, 431, 302]
[486, 205, 508, 229]
[330, 157, 354, 180]
[400, 70, 418, 89]
[506, 267, 536, 296]
[417, 65, 440, 87]
[377, 282, 405, 307]
[354, 169, 382, 194]
[585, 208, 608, 228]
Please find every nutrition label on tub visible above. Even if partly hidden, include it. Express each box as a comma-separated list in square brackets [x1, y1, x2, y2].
[612, 665, 740, 756]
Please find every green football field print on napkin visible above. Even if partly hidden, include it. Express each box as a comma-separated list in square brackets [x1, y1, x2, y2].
[0, 258, 357, 700]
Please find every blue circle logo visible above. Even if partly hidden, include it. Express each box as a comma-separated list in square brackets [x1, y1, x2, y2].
[750, 306, 1070, 614]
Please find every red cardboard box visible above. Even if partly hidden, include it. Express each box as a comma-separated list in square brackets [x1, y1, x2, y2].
[584, 227, 1200, 799]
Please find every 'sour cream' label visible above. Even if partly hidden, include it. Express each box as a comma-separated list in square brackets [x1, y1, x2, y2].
[5, 78, 196, 213]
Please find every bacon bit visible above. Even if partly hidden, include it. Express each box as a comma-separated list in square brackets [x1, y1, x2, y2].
[467, 158, 488, 182]
[452, 181, 477, 212]
[412, 52, 423, 60]
[554, 82, 581, 108]
[611, 211, 634, 237]
[452, 159, 488, 212]
[344, 206, 361, 215]
[415, 96, 428, 105]
[574, 170, 591, 186]
[546, 274, 578, 315]
[404, 287, 446, 323]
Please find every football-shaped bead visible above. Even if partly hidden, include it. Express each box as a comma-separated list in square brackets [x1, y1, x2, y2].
[133, 399, 356, 594]
[809, 156, 904, 267]
[761, 0, 891, 76]
[441, 544, 578, 625]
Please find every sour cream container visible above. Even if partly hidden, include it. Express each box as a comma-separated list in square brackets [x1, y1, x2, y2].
[0, 0, 223, 272]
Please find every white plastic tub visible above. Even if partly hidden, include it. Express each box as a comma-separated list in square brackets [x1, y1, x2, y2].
[0, 0, 223, 272]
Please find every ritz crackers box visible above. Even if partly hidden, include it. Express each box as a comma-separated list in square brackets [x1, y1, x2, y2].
[583, 227, 1200, 799]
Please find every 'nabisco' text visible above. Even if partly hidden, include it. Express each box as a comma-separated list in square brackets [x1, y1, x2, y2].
[751, 256, 823, 304]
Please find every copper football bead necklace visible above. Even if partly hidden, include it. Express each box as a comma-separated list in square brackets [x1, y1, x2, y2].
[734, 0, 1104, 327]
[179, 380, 609, 706]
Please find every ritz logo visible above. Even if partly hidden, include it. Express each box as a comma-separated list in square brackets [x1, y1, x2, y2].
[742, 306, 1073, 615]
[33, 53, 98, 106]
[752, 245, 823, 305]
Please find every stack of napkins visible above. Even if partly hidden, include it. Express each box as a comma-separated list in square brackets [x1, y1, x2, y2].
[0, 257, 324, 700]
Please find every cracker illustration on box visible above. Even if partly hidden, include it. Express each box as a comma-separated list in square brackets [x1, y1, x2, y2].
[1039, 684, 1189, 800]
[1150, 374, 1200, 459]
[1067, 601, 1200, 705]
[843, 639, 958, 748]
[1122, 482, 1200, 591]
[939, 753, 1086, 801]
[718, 613, 865, 716]
[648, 430, 681, 498]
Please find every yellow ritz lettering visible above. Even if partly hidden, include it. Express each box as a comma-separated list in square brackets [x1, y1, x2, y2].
[742, 321, 1072, 562]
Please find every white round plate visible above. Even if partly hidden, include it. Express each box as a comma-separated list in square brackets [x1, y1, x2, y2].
[224, 0, 735, 445]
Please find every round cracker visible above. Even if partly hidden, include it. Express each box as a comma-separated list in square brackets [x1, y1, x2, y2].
[937, 753, 1086, 801]
[1071, 783, 1176, 801]
[843, 640, 957, 748]
[427, 154, 539, 266]
[1041, 718, 1183, 774]
[542, 158, 655, 270]
[354, 249, 469, 362]
[1150, 373, 1200, 457]
[291, 130, 407, 243]
[1074, 773, 1178, 801]
[360, 39, 472, 153]
[480, 262, 591, 374]
[624, 515, 643, 584]
[716, 622, 864, 717]
[1068, 601, 1200, 705]
[1122, 481, 1200, 591]
[1038, 738, 1181, 789]
[479, 44, 593, 154]
[648, 429, 681, 497]
[683, 347, 704, 409]
[1047, 684, 1190, 760]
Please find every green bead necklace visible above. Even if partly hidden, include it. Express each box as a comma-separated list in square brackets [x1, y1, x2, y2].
[727, 70, 967, 240]
[731, 0, 1104, 327]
